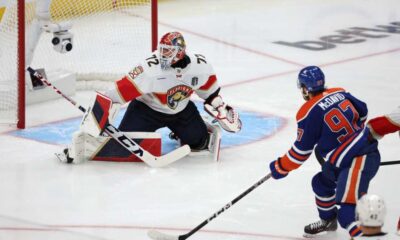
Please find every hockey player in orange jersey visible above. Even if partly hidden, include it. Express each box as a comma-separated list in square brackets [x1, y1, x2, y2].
[269, 66, 381, 238]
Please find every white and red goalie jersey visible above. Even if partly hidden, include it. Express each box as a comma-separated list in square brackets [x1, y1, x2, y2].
[367, 106, 400, 139]
[106, 52, 219, 114]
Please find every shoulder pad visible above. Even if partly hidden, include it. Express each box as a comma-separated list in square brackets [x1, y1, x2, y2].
[187, 53, 214, 73]
[296, 88, 346, 121]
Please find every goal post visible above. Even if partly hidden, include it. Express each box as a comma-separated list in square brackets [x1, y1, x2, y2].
[0, 0, 158, 129]
[17, 0, 25, 129]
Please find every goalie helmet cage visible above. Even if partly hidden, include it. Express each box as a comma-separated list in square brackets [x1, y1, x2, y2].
[0, 0, 158, 129]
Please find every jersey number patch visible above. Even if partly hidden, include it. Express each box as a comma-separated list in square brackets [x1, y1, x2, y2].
[324, 100, 361, 143]
[194, 54, 207, 64]
[146, 54, 160, 67]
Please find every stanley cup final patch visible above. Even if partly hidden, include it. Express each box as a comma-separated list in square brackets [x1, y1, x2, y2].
[191, 77, 198, 86]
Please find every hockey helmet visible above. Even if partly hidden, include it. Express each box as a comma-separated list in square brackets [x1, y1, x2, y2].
[159, 32, 186, 70]
[297, 66, 325, 93]
[356, 194, 386, 227]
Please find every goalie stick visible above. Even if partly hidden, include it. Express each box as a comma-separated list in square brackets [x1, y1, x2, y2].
[147, 173, 272, 240]
[27, 67, 190, 168]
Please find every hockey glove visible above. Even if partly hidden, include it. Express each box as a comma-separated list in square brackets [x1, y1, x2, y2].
[204, 95, 242, 133]
[269, 158, 289, 179]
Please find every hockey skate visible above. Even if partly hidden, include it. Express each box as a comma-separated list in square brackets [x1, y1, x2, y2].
[303, 218, 337, 237]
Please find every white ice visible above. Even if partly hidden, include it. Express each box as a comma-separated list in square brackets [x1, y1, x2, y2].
[0, 0, 399, 239]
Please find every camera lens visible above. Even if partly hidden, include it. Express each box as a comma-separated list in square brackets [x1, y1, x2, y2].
[65, 42, 73, 51]
[52, 37, 60, 45]
[61, 40, 73, 52]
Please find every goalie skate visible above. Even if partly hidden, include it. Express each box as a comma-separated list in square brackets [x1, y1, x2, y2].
[303, 218, 337, 238]
[55, 148, 74, 164]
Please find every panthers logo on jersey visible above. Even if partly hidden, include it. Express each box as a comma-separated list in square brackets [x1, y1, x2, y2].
[166, 85, 193, 109]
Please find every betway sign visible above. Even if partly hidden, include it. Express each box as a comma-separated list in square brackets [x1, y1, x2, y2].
[274, 21, 400, 51]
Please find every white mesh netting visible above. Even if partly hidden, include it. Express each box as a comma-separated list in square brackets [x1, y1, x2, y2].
[0, 0, 152, 124]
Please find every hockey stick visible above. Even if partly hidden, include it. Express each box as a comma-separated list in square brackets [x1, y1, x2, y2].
[314, 145, 325, 167]
[380, 160, 400, 166]
[27, 67, 190, 168]
[314, 148, 400, 167]
[147, 173, 272, 240]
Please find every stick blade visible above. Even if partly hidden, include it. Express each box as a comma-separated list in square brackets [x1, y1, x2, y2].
[147, 230, 179, 240]
[152, 144, 191, 167]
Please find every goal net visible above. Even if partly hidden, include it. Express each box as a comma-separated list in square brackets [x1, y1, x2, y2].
[0, 0, 156, 128]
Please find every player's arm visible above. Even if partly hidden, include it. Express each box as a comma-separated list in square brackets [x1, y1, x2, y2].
[196, 74, 241, 133]
[203, 86, 242, 133]
[270, 111, 320, 179]
[368, 106, 400, 139]
[79, 66, 148, 136]
[192, 54, 241, 133]
[105, 52, 159, 104]
[104, 64, 148, 104]
[346, 92, 368, 124]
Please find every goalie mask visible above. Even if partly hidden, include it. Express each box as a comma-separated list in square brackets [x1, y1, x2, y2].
[159, 32, 186, 70]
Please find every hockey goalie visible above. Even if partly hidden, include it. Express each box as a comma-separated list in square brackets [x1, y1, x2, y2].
[57, 31, 241, 164]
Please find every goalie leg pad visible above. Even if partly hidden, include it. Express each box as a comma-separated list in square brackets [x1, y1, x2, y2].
[108, 102, 121, 125]
[86, 132, 161, 162]
[80, 92, 112, 136]
[59, 132, 161, 163]
[189, 120, 222, 161]
[206, 122, 222, 161]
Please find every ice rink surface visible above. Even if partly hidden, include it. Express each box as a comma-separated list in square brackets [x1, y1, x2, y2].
[1, 0, 399, 239]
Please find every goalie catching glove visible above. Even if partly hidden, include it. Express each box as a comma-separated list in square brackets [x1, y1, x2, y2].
[204, 95, 242, 133]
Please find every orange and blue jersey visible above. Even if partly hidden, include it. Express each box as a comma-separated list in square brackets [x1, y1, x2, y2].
[279, 88, 369, 172]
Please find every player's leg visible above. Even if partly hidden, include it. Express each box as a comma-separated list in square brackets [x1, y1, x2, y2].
[58, 93, 117, 163]
[167, 101, 209, 150]
[59, 100, 164, 164]
[335, 150, 380, 238]
[304, 167, 338, 236]
[118, 100, 165, 132]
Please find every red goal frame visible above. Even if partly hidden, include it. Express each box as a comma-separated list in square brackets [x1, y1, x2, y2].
[16, 0, 158, 129]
